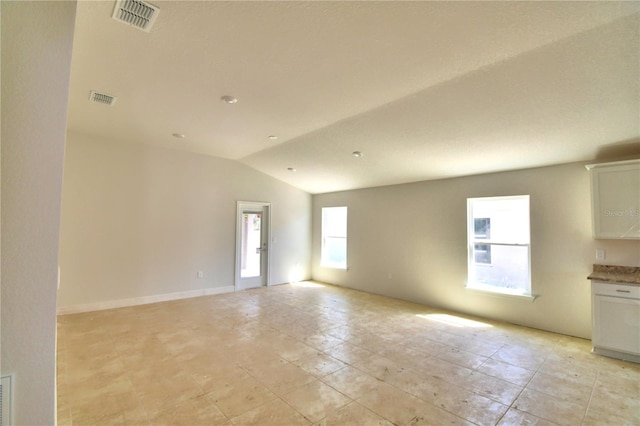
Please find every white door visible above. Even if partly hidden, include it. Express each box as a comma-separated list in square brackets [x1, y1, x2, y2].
[236, 202, 270, 290]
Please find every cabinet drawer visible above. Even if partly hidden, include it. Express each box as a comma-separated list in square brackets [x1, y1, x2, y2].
[592, 281, 640, 299]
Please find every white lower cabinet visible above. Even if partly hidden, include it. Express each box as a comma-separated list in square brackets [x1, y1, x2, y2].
[592, 281, 640, 363]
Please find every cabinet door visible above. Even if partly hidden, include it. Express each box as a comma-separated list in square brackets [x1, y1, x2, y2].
[590, 162, 640, 239]
[593, 294, 640, 355]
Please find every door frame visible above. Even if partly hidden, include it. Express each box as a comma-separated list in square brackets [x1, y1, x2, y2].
[235, 201, 271, 291]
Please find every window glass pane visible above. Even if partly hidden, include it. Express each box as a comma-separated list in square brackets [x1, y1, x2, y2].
[324, 237, 346, 266]
[321, 207, 347, 268]
[240, 212, 261, 278]
[471, 197, 529, 243]
[472, 245, 529, 292]
[323, 207, 347, 237]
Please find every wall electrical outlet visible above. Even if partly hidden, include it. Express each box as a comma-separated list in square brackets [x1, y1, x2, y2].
[596, 249, 606, 261]
[197, 271, 204, 278]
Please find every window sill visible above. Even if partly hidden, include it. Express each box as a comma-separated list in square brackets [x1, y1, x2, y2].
[465, 285, 537, 301]
[320, 264, 348, 271]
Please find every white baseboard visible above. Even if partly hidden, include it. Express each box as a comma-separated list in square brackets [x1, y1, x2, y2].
[57, 285, 235, 315]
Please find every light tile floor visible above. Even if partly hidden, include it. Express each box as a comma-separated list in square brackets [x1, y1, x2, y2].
[57, 282, 640, 426]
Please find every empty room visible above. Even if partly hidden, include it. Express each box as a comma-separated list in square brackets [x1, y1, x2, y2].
[2, 1, 640, 426]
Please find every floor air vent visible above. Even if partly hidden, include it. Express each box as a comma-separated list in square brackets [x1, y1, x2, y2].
[89, 91, 117, 106]
[112, 0, 159, 33]
[0, 375, 13, 426]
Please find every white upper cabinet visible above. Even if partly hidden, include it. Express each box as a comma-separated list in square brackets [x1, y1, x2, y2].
[586, 159, 640, 239]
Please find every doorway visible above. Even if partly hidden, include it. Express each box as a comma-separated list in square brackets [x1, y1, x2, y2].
[235, 201, 270, 290]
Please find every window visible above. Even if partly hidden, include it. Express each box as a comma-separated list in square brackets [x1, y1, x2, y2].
[467, 195, 531, 296]
[321, 206, 347, 269]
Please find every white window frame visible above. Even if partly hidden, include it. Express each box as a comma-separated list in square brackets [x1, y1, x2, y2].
[321, 206, 347, 269]
[467, 195, 532, 298]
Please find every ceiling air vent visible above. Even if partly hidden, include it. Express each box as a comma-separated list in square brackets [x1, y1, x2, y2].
[112, 0, 159, 33]
[89, 91, 117, 106]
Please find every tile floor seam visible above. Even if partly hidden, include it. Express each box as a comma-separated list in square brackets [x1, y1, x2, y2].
[580, 369, 599, 426]
[351, 394, 398, 426]
[491, 343, 551, 426]
[403, 395, 477, 426]
[203, 391, 235, 425]
[286, 380, 355, 424]
[484, 343, 507, 360]
[187, 369, 235, 425]
[276, 390, 324, 424]
[349, 357, 493, 426]
[125, 369, 153, 425]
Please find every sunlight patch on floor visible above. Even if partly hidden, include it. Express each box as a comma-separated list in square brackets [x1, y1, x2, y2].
[417, 313, 493, 329]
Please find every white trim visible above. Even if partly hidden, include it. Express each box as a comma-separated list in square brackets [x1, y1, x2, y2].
[1, 374, 14, 426]
[56, 286, 235, 315]
[585, 158, 640, 170]
[592, 346, 640, 363]
[465, 285, 538, 301]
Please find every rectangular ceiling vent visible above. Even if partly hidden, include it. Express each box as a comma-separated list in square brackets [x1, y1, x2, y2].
[112, 0, 159, 33]
[89, 91, 117, 106]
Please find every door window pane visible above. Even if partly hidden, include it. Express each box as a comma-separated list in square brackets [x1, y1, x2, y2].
[241, 212, 261, 278]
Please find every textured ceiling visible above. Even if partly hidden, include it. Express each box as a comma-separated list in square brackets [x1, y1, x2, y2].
[67, 1, 640, 194]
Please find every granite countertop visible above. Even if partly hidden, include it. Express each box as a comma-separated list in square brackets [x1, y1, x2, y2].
[587, 264, 640, 285]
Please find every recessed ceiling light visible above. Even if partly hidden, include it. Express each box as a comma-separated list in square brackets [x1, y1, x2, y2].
[352, 151, 363, 158]
[172, 133, 185, 138]
[268, 135, 278, 140]
[221, 95, 238, 104]
[287, 167, 297, 172]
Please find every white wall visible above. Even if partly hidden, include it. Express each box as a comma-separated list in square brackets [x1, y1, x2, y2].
[57, 133, 311, 311]
[312, 162, 640, 339]
[1, 1, 76, 424]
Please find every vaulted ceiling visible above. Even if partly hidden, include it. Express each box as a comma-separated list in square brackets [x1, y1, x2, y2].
[67, 1, 640, 194]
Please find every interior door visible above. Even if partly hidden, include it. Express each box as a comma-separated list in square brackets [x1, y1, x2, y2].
[236, 202, 269, 290]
